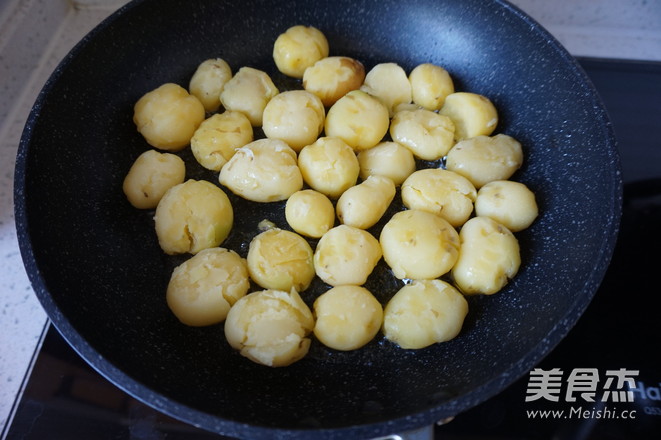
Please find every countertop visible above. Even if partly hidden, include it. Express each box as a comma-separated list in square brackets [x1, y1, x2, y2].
[1, 0, 660, 433]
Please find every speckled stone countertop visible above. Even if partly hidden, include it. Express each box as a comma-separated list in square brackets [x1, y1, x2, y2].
[1, 0, 659, 432]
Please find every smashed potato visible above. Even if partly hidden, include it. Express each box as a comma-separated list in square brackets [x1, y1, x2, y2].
[297, 136, 360, 198]
[445, 134, 523, 188]
[451, 216, 521, 295]
[357, 141, 416, 185]
[390, 108, 455, 161]
[247, 228, 315, 292]
[303, 56, 365, 107]
[379, 209, 460, 280]
[313, 285, 383, 351]
[360, 62, 412, 117]
[166, 248, 249, 326]
[154, 179, 233, 255]
[219, 138, 303, 202]
[336, 175, 395, 229]
[475, 180, 538, 232]
[324, 90, 390, 151]
[401, 168, 476, 228]
[313, 225, 382, 286]
[273, 25, 329, 78]
[439, 91, 498, 141]
[219, 67, 279, 126]
[224, 288, 314, 367]
[285, 189, 335, 238]
[133, 83, 205, 151]
[383, 279, 468, 349]
[409, 63, 454, 111]
[188, 58, 232, 112]
[262, 90, 325, 151]
[190, 111, 253, 171]
[122, 149, 185, 209]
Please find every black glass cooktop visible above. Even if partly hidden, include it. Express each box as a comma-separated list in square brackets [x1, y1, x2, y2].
[4, 57, 661, 440]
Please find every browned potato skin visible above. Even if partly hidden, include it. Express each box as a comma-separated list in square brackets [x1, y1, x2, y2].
[303, 56, 366, 107]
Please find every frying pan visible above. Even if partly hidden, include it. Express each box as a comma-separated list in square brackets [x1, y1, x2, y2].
[14, 0, 621, 438]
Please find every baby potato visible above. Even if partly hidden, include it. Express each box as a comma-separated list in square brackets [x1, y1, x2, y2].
[122, 149, 185, 209]
[389, 108, 455, 161]
[475, 180, 538, 232]
[439, 92, 498, 141]
[297, 136, 360, 198]
[445, 134, 523, 188]
[451, 216, 521, 295]
[382, 279, 468, 349]
[190, 111, 253, 171]
[303, 56, 365, 107]
[336, 175, 396, 229]
[247, 228, 315, 292]
[285, 189, 335, 238]
[273, 25, 329, 78]
[379, 209, 459, 280]
[409, 63, 455, 111]
[166, 248, 249, 327]
[324, 90, 390, 151]
[401, 169, 477, 228]
[188, 58, 232, 112]
[314, 225, 382, 286]
[357, 141, 416, 185]
[313, 285, 383, 351]
[219, 138, 303, 202]
[224, 288, 314, 367]
[219, 66, 279, 126]
[133, 83, 205, 151]
[360, 62, 412, 117]
[154, 179, 233, 255]
[262, 90, 325, 151]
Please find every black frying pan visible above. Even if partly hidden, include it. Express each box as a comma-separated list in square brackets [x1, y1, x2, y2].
[14, 0, 621, 438]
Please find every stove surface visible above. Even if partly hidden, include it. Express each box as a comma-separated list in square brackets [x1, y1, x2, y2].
[3, 57, 661, 440]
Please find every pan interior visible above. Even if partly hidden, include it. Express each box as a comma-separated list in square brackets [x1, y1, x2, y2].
[15, 0, 620, 436]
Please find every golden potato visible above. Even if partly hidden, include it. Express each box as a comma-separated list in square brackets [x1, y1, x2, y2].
[262, 90, 325, 151]
[303, 56, 365, 106]
[313, 225, 382, 286]
[336, 175, 396, 229]
[273, 25, 329, 78]
[324, 90, 390, 151]
[445, 134, 523, 188]
[122, 149, 185, 209]
[401, 168, 477, 228]
[475, 180, 538, 232]
[439, 92, 498, 141]
[133, 83, 205, 151]
[188, 58, 232, 112]
[219, 66, 279, 126]
[285, 189, 335, 238]
[154, 179, 233, 255]
[383, 279, 468, 349]
[190, 111, 253, 171]
[409, 63, 454, 111]
[389, 108, 455, 161]
[166, 248, 249, 326]
[297, 136, 360, 198]
[224, 288, 314, 367]
[360, 62, 412, 117]
[451, 216, 521, 295]
[313, 285, 383, 351]
[247, 228, 315, 292]
[357, 141, 416, 185]
[219, 138, 303, 202]
[379, 209, 459, 280]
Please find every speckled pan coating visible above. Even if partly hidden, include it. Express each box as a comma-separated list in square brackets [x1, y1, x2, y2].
[14, 0, 621, 438]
